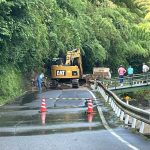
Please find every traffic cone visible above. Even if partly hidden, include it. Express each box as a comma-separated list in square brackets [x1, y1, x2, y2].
[89, 97, 93, 101]
[40, 98, 47, 112]
[87, 99, 93, 113]
[41, 112, 46, 125]
[87, 113, 94, 123]
[87, 113, 94, 130]
[85, 97, 93, 107]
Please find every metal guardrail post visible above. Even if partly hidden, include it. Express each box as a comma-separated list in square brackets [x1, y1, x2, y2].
[139, 122, 145, 133]
[117, 108, 121, 117]
[125, 114, 129, 125]
[132, 118, 137, 128]
[120, 111, 124, 121]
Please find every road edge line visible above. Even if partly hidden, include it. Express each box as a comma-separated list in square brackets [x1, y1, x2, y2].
[88, 90, 139, 150]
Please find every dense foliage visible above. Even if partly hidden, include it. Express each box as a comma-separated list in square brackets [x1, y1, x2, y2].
[0, 65, 23, 104]
[0, 0, 150, 73]
[0, 0, 150, 103]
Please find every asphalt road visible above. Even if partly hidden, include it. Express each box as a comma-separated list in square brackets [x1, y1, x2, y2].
[0, 87, 149, 150]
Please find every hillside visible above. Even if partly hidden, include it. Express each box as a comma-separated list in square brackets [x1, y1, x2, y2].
[0, 0, 150, 103]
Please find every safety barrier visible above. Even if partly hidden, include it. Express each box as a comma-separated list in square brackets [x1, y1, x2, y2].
[90, 80, 150, 134]
[98, 72, 150, 89]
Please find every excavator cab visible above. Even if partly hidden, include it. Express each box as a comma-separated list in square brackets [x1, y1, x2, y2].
[51, 58, 64, 65]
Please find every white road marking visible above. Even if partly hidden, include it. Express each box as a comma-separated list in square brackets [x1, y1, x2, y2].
[48, 97, 97, 100]
[88, 90, 139, 150]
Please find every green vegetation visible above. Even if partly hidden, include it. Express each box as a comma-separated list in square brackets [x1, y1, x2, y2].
[120, 89, 150, 108]
[0, 0, 150, 103]
[0, 65, 23, 105]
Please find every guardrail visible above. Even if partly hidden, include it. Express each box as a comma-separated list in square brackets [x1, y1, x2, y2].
[90, 80, 150, 134]
[98, 72, 150, 89]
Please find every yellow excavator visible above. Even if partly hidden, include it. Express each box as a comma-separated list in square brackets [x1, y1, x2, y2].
[50, 48, 83, 88]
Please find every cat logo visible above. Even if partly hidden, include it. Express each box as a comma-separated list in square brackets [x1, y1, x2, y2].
[56, 70, 66, 76]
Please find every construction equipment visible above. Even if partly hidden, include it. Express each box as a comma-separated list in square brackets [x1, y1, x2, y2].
[92, 67, 111, 79]
[50, 48, 83, 88]
[84, 67, 111, 83]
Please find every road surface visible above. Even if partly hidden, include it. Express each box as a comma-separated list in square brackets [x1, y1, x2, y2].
[0, 87, 149, 150]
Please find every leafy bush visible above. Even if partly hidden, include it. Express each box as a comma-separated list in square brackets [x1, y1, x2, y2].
[0, 65, 23, 104]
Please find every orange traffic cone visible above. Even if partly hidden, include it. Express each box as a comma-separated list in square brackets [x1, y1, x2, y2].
[87, 113, 94, 123]
[40, 98, 47, 112]
[87, 100, 93, 113]
[87, 113, 94, 130]
[41, 112, 46, 125]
